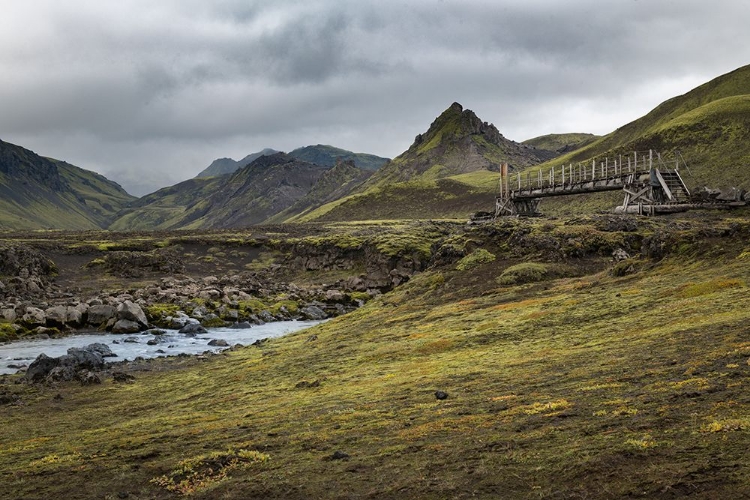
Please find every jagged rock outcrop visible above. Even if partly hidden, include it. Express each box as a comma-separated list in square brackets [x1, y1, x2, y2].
[25, 343, 115, 383]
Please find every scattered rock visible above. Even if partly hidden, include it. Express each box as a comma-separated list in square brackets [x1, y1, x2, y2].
[116, 300, 149, 328]
[300, 305, 327, 320]
[112, 372, 136, 384]
[79, 371, 102, 386]
[329, 451, 350, 460]
[612, 248, 630, 262]
[295, 379, 320, 389]
[179, 323, 207, 334]
[25, 353, 60, 383]
[207, 339, 229, 347]
[22, 307, 46, 327]
[112, 319, 142, 334]
[123, 336, 140, 343]
[306, 334, 318, 342]
[85, 343, 117, 358]
[87, 304, 117, 326]
[435, 391, 449, 400]
[232, 321, 253, 329]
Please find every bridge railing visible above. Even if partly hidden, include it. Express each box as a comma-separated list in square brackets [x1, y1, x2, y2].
[498, 150, 680, 197]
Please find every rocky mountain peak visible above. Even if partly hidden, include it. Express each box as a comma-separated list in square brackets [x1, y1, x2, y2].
[411, 102, 506, 152]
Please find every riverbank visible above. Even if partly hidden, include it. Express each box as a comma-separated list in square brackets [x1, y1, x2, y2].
[0, 320, 323, 375]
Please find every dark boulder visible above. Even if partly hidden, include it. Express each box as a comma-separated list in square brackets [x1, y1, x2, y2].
[112, 319, 141, 334]
[25, 353, 60, 383]
[85, 342, 117, 358]
[300, 305, 327, 321]
[62, 347, 105, 371]
[88, 304, 117, 326]
[179, 323, 207, 334]
[207, 339, 229, 347]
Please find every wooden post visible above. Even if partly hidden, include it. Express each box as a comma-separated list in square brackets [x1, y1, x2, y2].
[518, 173, 521, 190]
[505, 164, 510, 198]
[562, 165, 565, 186]
[649, 149, 653, 170]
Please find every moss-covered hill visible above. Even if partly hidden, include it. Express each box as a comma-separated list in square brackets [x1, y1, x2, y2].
[3, 212, 750, 499]
[293, 103, 553, 223]
[0, 139, 135, 230]
[522, 133, 599, 153]
[534, 64, 750, 191]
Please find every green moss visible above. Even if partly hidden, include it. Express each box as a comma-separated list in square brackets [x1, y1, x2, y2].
[201, 317, 228, 328]
[269, 300, 299, 316]
[497, 262, 549, 285]
[456, 248, 496, 271]
[0, 323, 18, 342]
[237, 299, 267, 314]
[348, 292, 372, 303]
[144, 304, 181, 320]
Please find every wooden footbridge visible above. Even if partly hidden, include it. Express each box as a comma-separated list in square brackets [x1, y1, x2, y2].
[495, 150, 705, 217]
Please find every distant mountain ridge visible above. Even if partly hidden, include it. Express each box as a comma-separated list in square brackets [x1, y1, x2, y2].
[195, 145, 388, 179]
[288, 145, 389, 171]
[110, 152, 374, 230]
[195, 148, 279, 178]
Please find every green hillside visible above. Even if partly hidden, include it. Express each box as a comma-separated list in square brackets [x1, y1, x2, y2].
[0, 140, 135, 230]
[522, 133, 599, 153]
[293, 103, 547, 222]
[108, 177, 224, 231]
[535, 65, 750, 190]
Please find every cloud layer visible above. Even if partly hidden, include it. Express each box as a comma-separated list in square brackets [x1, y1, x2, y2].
[2, 0, 750, 195]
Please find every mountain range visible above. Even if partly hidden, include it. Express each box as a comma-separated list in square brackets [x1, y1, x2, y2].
[2, 64, 750, 230]
[195, 145, 389, 179]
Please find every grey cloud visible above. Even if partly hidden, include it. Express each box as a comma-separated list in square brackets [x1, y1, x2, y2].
[1, 0, 750, 196]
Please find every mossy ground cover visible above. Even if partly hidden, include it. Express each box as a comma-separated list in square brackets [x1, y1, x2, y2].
[2, 216, 750, 499]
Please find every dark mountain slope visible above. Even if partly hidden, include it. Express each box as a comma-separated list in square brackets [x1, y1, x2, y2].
[187, 153, 330, 228]
[288, 145, 389, 171]
[269, 159, 373, 223]
[0, 139, 134, 230]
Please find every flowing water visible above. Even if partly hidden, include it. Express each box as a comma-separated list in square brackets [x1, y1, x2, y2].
[0, 320, 323, 375]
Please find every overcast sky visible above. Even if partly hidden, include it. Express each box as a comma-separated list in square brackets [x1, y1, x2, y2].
[1, 0, 750, 196]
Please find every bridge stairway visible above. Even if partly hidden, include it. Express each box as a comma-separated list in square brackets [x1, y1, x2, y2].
[654, 169, 690, 202]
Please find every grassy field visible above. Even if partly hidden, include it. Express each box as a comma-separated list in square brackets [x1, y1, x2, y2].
[2, 215, 750, 499]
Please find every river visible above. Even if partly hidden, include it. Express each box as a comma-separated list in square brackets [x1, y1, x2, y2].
[0, 320, 323, 375]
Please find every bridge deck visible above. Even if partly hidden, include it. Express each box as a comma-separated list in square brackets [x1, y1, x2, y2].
[495, 152, 691, 217]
